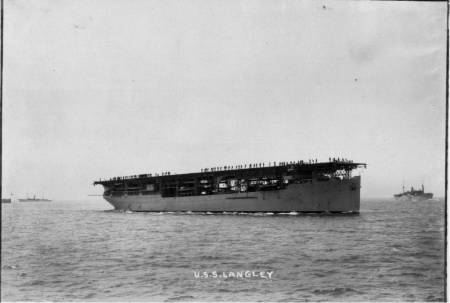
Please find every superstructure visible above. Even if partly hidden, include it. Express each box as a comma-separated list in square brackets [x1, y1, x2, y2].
[94, 159, 366, 213]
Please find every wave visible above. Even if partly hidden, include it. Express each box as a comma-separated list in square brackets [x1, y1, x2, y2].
[166, 295, 195, 301]
[399, 272, 426, 278]
[313, 287, 361, 296]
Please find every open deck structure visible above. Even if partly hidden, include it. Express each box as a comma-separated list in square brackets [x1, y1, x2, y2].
[94, 159, 366, 213]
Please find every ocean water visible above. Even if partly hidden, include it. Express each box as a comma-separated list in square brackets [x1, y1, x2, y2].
[1, 198, 445, 302]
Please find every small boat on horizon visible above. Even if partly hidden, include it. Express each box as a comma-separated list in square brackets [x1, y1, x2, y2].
[2, 193, 14, 203]
[18, 194, 52, 202]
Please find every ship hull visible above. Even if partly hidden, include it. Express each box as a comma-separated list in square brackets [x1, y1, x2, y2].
[394, 193, 433, 201]
[103, 176, 361, 213]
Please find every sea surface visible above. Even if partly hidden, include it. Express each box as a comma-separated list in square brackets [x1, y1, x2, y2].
[1, 198, 445, 302]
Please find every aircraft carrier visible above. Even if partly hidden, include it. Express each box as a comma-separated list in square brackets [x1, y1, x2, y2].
[93, 159, 366, 213]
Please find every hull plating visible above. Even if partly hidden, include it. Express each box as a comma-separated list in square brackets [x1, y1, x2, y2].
[103, 177, 361, 213]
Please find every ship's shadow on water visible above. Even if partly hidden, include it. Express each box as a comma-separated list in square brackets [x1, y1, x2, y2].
[102, 210, 361, 217]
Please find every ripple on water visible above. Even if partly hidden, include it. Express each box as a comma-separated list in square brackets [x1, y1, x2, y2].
[1, 198, 445, 301]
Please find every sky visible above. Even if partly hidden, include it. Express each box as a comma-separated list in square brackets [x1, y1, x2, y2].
[2, 0, 447, 200]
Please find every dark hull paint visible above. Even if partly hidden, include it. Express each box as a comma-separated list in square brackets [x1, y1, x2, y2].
[103, 176, 361, 213]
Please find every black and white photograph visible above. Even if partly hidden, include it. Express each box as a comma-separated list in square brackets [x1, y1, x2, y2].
[1, 0, 447, 301]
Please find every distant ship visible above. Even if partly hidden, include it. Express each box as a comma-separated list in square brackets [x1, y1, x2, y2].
[18, 195, 52, 202]
[2, 193, 13, 203]
[394, 184, 433, 201]
[94, 158, 366, 213]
